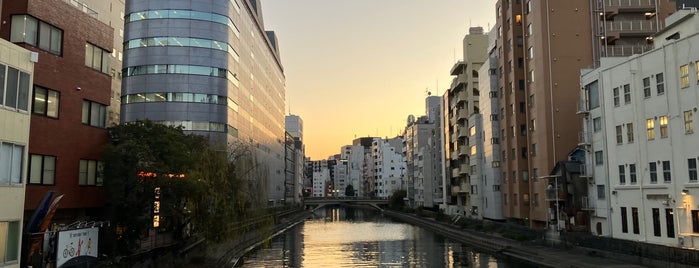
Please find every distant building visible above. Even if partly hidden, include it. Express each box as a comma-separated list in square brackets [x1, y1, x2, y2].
[580, 8, 699, 247]
[371, 137, 406, 198]
[312, 160, 330, 197]
[0, 38, 35, 268]
[340, 145, 365, 197]
[405, 96, 443, 209]
[285, 115, 305, 204]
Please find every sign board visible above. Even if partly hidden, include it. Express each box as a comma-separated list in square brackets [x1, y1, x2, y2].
[56, 227, 99, 268]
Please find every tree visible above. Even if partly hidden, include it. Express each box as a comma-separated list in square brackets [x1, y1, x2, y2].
[345, 184, 355, 197]
[389, 190, 407, 210]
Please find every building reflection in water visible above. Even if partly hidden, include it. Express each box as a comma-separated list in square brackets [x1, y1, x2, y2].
[242, 207, 513, 267]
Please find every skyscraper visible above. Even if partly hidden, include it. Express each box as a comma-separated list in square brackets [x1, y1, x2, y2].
[121, 0, 287, 204]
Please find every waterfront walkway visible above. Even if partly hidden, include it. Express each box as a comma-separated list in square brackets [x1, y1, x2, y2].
[383, 210, 647, 268]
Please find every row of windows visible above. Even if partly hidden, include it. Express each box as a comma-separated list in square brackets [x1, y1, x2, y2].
[10, 15, 62, 55]
[125, 9, 240, 37]
[618, 161, 676, 184]
[82, 100, 107, 128]
[123, 64, 240, 87]
[33, 86, 60, 118]
[615, 111, 694, 144]
[619, 207, 684, 237]
[503, 192, 537, 206]
[122, 92, 240, 113]
[157, 120, 228, 133]
[28, 155, 103, 186]
[124, 37, 240, 62]
[0, 64, 31, 112]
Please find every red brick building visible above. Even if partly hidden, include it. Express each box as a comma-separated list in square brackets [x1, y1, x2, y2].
[1, 0, 113, 221]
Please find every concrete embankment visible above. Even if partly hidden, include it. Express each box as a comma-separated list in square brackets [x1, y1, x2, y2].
[204, 209, 313, 267]
[383, 210, 648, 268]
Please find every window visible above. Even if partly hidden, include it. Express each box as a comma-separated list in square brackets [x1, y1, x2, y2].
[32, 86, 59, 118]
[619, 165, 626, 184]
[520, 124, 527, 136]
[532, 168, 539, 180]
[650, 162, 657, 183]
[29, 154, 55, 185]
[531, 143, 537, 156]
[685, 110, 694, 134]
[656, 73, 665, 95]
[521, 147, 528, 159]
[643, 77, 651, 98]
[623, 84, 631, 104]
[593, 117, 602, 132]
[613, 87, 619, 107]
[79, 159, 103, 186]
[595, 151, 603, 165]
[489, 91, 498, 98]
[653, 208, 661, 237]
[0, 64, 31, 111]
[632, 207, 640, 234]
[522, 193, 530, 205]
[597, 185, 605, 200]
[81, 100, 106, 128]
[470, 145, 477, 156]
[627, 123, 634, 143]
[469, 126, 476, 136]
[692, 210, 699, 233]
[680, 64, 689, 88]
[516, 36, 523, 47]
[525, 0, 532, 14]
[0, 221, 20, 264]
[533, 193, 539, 206]
[629, 164, 637, 184]
[530, 119, 536, 132]
[528, 70, 534, 83]
[616, 125, 623, 144]
[646, 118, 655, 140]
[10, 15, 63, 55]
[85, 43, 110, 74]
[519, 102, 525, 113]
[471, 185, 478, 194]
[659, 116, 668, 138]
[0, 142, 24, 185]
[492, 161, 500, 168]
[528, 94, 535, 107]
[689, 158, 697, 181]
[527, 46, 533, 59]
[662, 160, 671, 182]
[491, 137, 499, 144]
[621, 207, 628, 233]
[666, 209, 675, 238]
[586, 80, 600, 109]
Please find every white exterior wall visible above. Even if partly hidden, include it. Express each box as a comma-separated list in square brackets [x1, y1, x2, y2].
[0, 39, 34, 268]
[581, 11, 699, 247]
[373, 138, 406, 198]
[341, 145, 365, 197]
[312, 161, 329, 197]
[333, 161, 348, 197]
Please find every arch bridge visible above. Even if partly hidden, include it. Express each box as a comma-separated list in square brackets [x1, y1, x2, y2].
[304, 197, 390, 211]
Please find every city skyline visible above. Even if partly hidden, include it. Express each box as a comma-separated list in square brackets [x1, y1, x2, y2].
[261, 0, 497, 159]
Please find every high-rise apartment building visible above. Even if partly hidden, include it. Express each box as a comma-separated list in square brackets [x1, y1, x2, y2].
[2, 0, 113, 222]
[443, 27, 488, 216]
[580, 8, 699, 246]
[121, 0, 287, 204]
[469, 26, 505, 221]
[371, 137, 406, 198]
[405, 96, 443, 209]
[285, 115, 304, 204]
[0, 38, 35, 268]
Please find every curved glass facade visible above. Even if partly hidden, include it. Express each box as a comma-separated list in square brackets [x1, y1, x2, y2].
[122, 0, 286, 204]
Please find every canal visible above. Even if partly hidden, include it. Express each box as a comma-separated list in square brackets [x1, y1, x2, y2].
[239, 207, 525, 267]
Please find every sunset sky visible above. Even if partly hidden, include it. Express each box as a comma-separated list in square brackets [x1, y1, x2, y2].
[261, 0, 497, 160]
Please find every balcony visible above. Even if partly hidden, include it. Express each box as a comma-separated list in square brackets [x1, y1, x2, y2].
[456, 91, 469, 103]
[604, 0, 655, 12]
[452, 168, 460, 178]
[458, 109, 469, 119]
[576, 100, 589, 115]
[581, 196, 595, 210]
[601, 44, 654, 57]
[458, 127, 469, 138]
[546, 189, 566, 201]
[580, 164, 592, 178]
[578, 131, 591, 146]
[604, 20, 657, 37]
[450, 61, 466, 75]
[459, 163, 470, 175]
[451, 185, 469, 195]
[458, 146, 469, 156]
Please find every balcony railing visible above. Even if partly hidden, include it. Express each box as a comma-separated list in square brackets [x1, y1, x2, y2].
[581, 196, 595, 210]
[601, 44, 654, 57]
[63, 0, 98, 18]
[605, 20, 657, 33]
[604, 0, 654, 8]
[459, 163, 469, 175]
[576, 99, 589, 114]
[546, 189, 566, 201]
[580, 164, 592, 178]
[578, 131, 591, 146]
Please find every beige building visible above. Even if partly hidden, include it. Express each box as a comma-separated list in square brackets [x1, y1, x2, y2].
[495, 0, 678, 228]
[443, 27, 488, 215]
[0, 38, 35, 268]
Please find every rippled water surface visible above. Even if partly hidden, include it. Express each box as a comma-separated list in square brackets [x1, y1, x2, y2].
[240, 207, 518, 267]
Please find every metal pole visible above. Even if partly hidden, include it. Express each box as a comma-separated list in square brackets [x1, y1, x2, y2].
[555, 176, 560, 231]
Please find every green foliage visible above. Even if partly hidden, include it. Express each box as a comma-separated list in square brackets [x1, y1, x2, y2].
[345, 184, 355, 197]
[102, 120, 269, 255]
[389, 189, 407, 210]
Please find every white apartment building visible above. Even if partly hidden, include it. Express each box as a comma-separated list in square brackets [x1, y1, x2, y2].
[580, 8, 699, 247]
[372, 137, 406, 198]
[312, 160, 330, 197]
[468, 26, 504, 220]
[0, 39, 34, 268]
[341, 145, 365, 197]
[404, 103, 443, 209]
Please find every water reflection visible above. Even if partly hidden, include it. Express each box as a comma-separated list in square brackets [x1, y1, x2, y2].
[241, 207, 512, 267]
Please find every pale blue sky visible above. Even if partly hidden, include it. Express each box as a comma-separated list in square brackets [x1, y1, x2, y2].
[261, 0, 497, 159]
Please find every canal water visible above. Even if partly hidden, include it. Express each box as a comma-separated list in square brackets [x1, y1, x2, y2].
[239, 207, 521, 267]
